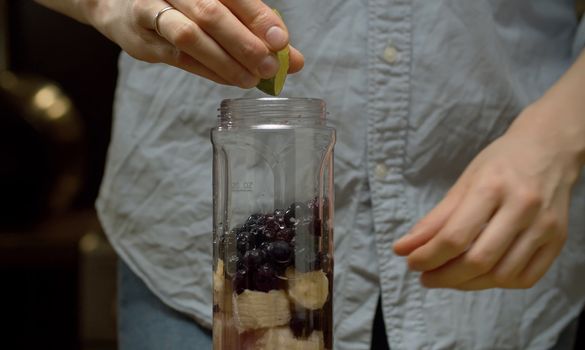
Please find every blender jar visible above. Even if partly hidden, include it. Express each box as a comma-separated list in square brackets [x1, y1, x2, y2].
[211, 98, 335, 349]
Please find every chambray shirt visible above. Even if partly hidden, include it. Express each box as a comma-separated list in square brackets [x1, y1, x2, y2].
[97, 1, 585, 349]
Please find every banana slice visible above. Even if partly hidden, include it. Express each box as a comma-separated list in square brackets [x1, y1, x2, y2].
[286, 268, 329, 310]
[257, 327, 324, 350]
[233, 289, 291, 331]
[213, 259, 225, 309]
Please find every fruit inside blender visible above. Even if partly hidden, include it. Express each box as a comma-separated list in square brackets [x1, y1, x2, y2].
[213, 198, 332, 350]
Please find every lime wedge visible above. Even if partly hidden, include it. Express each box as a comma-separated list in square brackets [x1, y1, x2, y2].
[256, 46, 289, 96]
[256, 10, 290, 96]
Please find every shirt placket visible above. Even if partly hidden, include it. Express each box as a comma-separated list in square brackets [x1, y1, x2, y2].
[366, 0, 429, 349]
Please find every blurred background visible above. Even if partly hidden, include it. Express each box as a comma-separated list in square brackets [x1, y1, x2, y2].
[0, 1, 584, 350]
[1, 0, 118, 349]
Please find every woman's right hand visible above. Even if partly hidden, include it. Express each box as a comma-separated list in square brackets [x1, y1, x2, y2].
[82, 0, 304, 87]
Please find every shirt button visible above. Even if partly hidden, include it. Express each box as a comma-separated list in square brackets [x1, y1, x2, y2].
[382, 45, 398, 64]
[374, 163, 388, 180]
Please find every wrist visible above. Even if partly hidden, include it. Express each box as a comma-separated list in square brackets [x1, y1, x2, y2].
[534, 97, 585, 168]
[509, 50, 585, 173]
[509, 101, 585, 183]
[34, 0, 88, 23]
[78, 0, 117, 42]
[78, 0, 103, 28]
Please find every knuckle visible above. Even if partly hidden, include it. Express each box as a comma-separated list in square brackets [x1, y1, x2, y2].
[195, 0, 222, 27]
[248, 8, 272, 31]
[515, 187, 542, 211]
[171, 22, 198, 48]
[440, 232, 468, 253]
[540, 212, 561, 232]
[476, 177, 504, 201]
[240, 41, 266, 61]
[130, 0, 147, 17]
[524, 231, 546, 250]
[465, 252, 492, 274]
[130, 1, 142, 26]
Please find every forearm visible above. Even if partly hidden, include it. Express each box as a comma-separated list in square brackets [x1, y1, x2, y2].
[511, 50, 585, 172]
[34, 0, 94, 24]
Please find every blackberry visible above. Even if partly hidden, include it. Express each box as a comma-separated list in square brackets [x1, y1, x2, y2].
[275, 227, 295, 243]
[233, 267, 251, 294]
[255, 263, 278, 292]
[236, 230, 255, 254]
[241, 248, 265, 270]
[265, 240, 292, 265]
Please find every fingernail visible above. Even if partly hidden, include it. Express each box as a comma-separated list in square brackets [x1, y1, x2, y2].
[258, 55, 279, 78]
[265, 26, 287, 49]
[240, 72, 258, 88]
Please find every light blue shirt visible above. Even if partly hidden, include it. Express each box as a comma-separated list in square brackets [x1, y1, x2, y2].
[97, 1, 585, 349]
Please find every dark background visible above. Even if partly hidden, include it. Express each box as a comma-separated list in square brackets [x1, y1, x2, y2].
[0, 1, 585, 350]
[1, 1, 119, 349]
[6, 1, 118, 205]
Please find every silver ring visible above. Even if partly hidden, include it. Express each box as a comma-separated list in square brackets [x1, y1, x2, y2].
[154, 6, 175, 36]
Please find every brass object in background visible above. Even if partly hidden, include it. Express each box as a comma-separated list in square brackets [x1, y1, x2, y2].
[0, 0, 85, 228]
[0, 72, 85, 228]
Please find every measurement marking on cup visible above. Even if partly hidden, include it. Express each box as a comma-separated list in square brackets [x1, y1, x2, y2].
[232, 181, 254, 192]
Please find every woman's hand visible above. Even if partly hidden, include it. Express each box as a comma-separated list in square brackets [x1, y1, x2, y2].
[80, 0, 304, 87]
[393, 102, 584, 290]
[394, 48, 585, 291]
